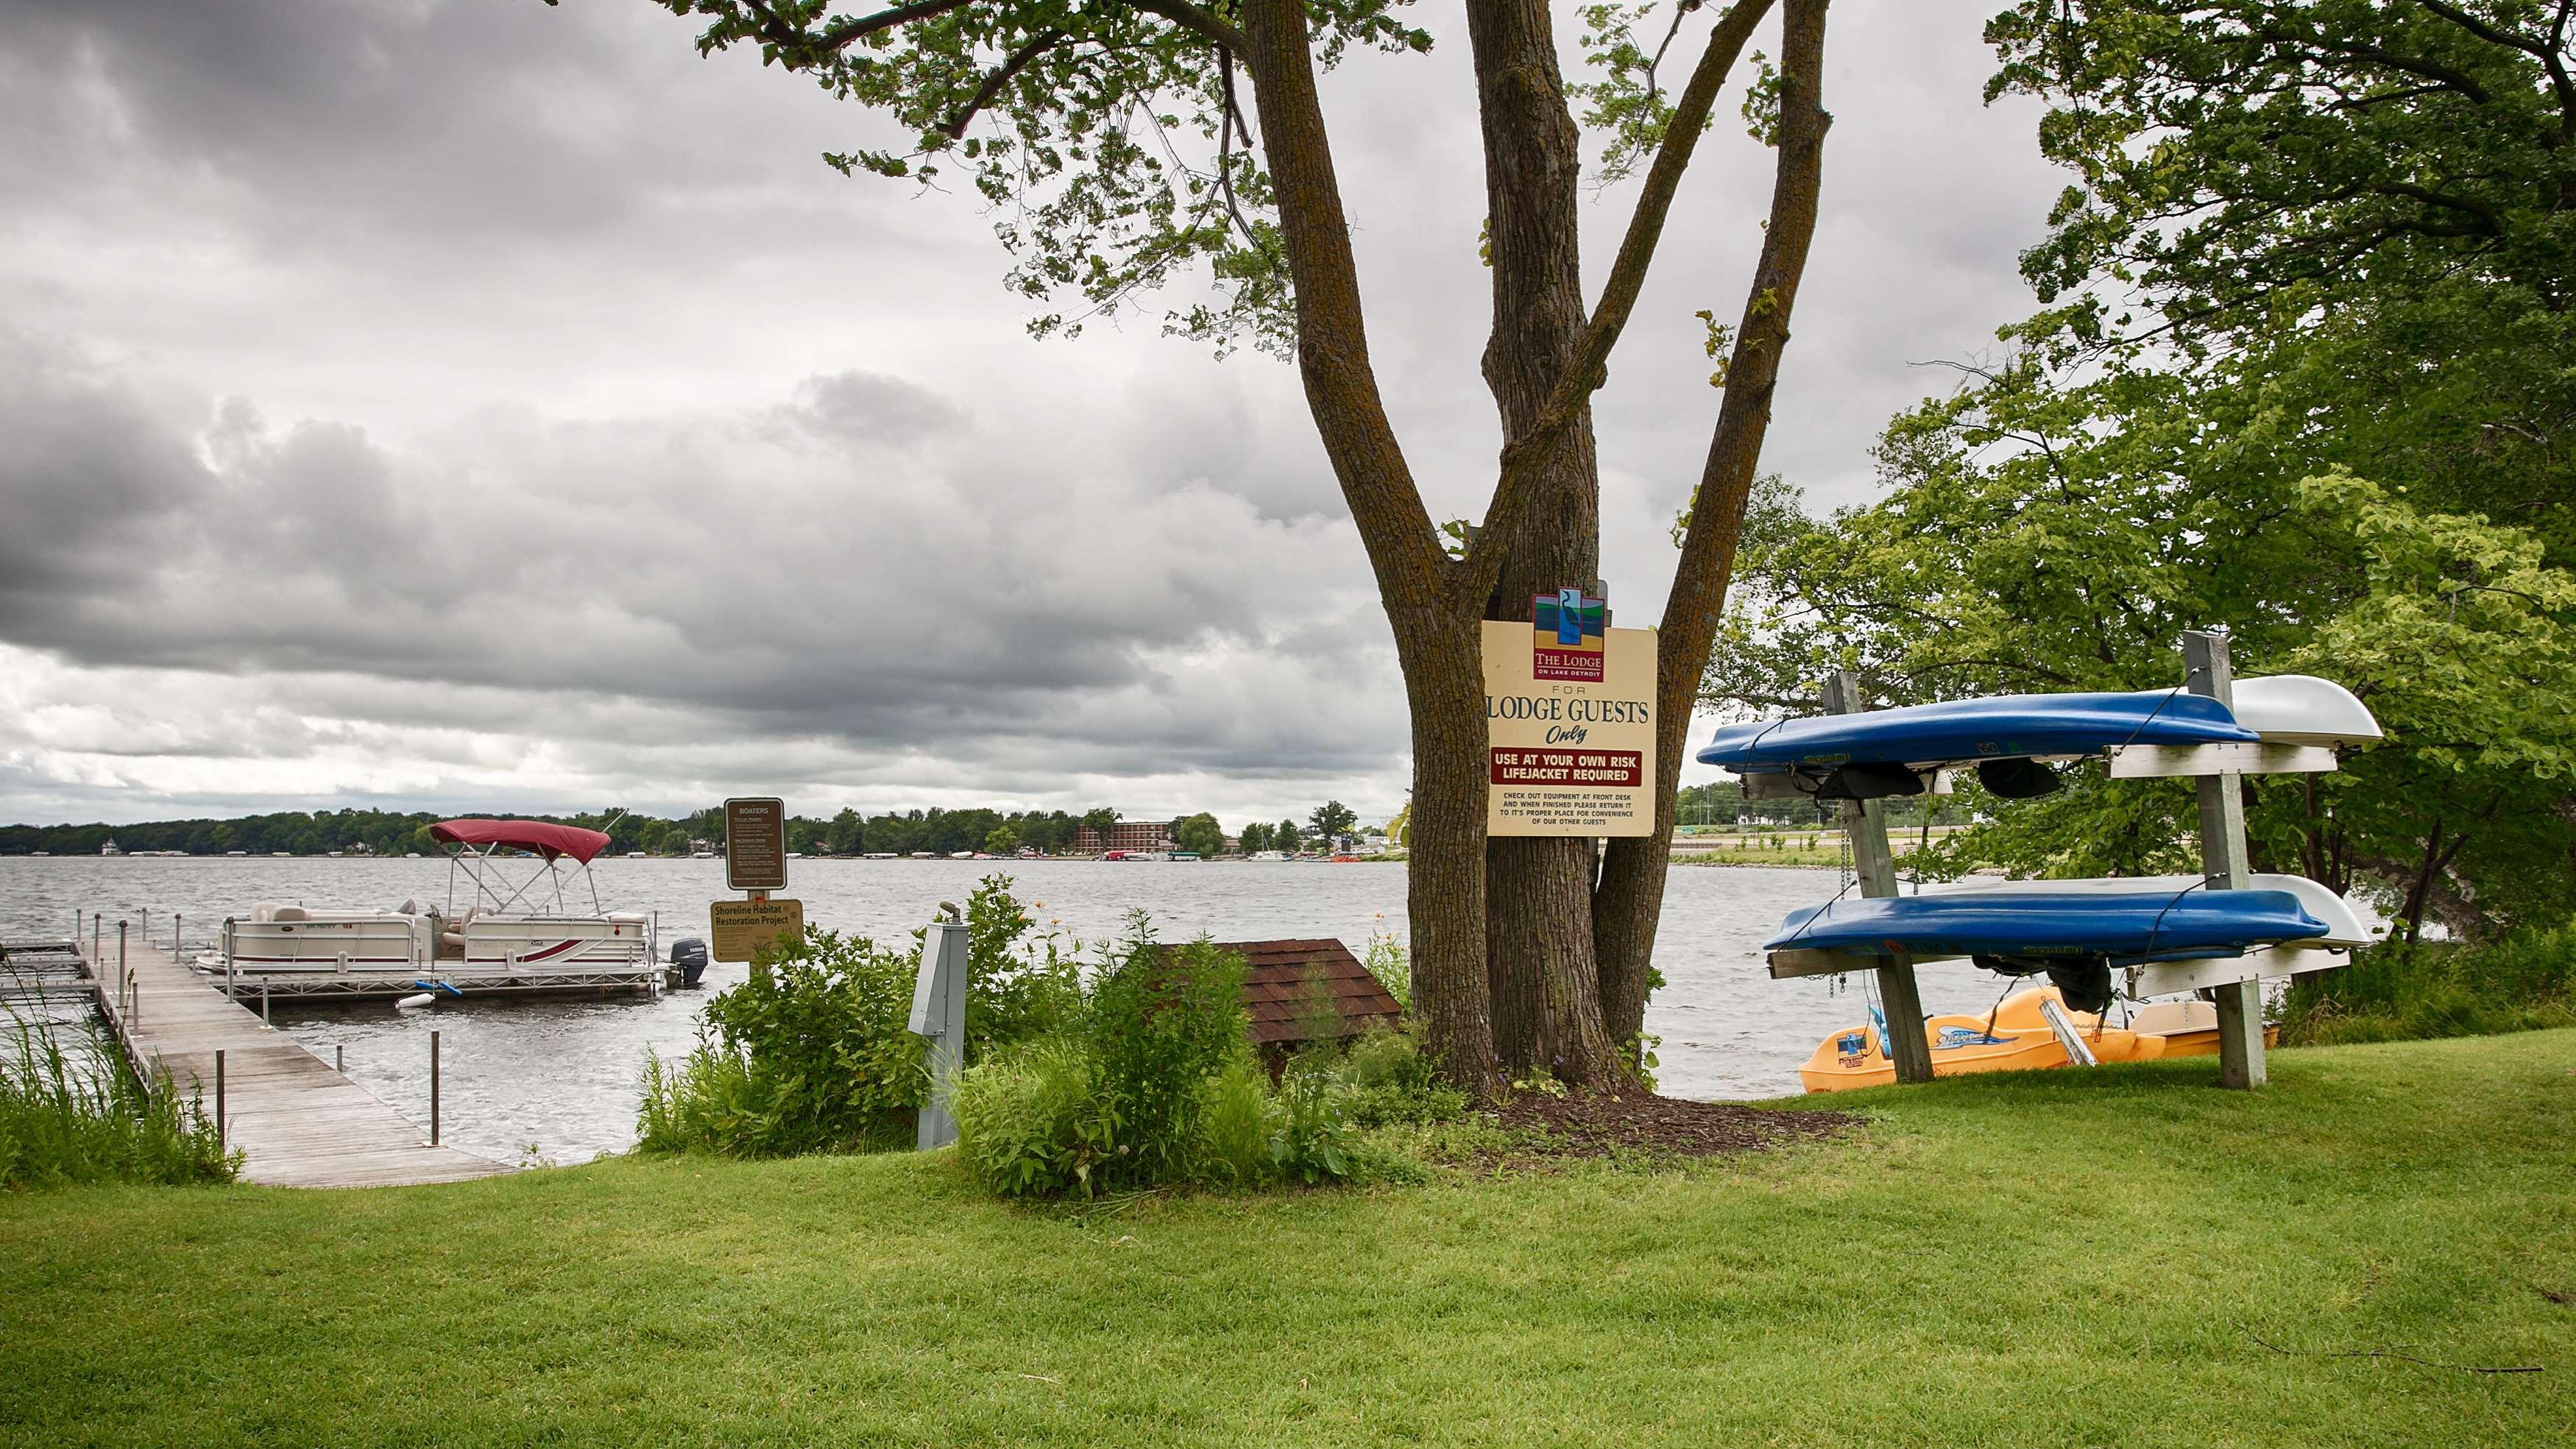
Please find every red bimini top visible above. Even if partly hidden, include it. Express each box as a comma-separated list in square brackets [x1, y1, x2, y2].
[429, 818, 613, 865]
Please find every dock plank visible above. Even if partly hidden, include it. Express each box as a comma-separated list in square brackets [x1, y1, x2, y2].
[82, 939, 511, 1189]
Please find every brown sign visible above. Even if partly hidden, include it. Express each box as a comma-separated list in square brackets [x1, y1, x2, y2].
[709, 897, 804, 964]
[723, 796, 787, 891]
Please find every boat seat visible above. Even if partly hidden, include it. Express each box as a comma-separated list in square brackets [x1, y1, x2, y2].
[268, 904, 311, 923]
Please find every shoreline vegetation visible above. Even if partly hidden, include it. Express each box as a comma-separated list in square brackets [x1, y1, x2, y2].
[4, 1031, 2568, 1444]
[0, 1018, 236, 1191]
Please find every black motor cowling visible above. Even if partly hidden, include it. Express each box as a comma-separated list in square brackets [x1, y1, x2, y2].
[1976, 757, 2064, 799]
[670, 937, 709, 988]
[1970, 952, 2116, 1015]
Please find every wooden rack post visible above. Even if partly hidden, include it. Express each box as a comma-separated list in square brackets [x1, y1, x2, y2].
[1822, 671, 1933, 1084]
[2184, 631, 2266, 1088]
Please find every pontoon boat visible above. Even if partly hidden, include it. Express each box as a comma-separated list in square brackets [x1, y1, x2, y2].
[211, 819, 661, 1000]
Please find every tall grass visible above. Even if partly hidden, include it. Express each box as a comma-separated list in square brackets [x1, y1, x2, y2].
[2277, 926, 2576, 1046]
[0, 1015, 238, 1190]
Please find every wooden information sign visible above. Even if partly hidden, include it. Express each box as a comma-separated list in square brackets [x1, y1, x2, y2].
[723, 796, 788, 892]
[709, 897, 804, 963]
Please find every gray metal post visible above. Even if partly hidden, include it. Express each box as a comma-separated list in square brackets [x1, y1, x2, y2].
[1821, 672, 1933, 1084]
[215, 1049, 226, 1152]
[430, 1030, 442, 1146]
[174, 913, 182, 954]
[2184, 630, 2266, 1088]
[261, 980, 271, 1025]
[336, 1043, 345, 1074]
[910, 916, 972, 1148]
[224, 918, 236, 999]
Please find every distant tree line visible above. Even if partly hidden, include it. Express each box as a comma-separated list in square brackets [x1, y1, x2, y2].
[0, 800, 1394, 858]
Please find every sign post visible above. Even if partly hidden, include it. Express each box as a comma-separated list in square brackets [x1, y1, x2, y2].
[1481, 589, 1656, 838]
[715, 797, 798, 979]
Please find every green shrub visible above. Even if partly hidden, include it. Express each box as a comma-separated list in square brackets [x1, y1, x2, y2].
[1329, 1024, 1467, 1127]
[637, 874, 1080, 1158]
[1360, 932, 1412, 1013]
[1080, 917, 1251, 1188]
[949, 1037, 1119, 1197]
[1194, 1056, 1279, 1185]
[952, 924, 1459, 1199]
[1269, 1058, 1360, 1183]
[2277, 927, 2576, 1046]
[1, 1017, 237, 1190]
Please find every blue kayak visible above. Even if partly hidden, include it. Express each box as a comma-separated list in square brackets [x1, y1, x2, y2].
[1765, 887, 2328, 963]
[1699, 689, 2259, 772]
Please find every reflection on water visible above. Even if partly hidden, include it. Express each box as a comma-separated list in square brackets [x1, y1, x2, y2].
[2, 856, 2021, 1163]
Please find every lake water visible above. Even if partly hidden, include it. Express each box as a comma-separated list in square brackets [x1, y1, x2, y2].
[1, 856, 2024, 1163]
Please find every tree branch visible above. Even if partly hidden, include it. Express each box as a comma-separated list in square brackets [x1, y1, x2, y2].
[809, 1, 978, 56]
[1593, 0, 1833, 1049]
[2413, 0, 2576, 141]
[1457, 0, 1777, 612]
[1128, 0, 1248, 53]
[1235, 0, 1445, 607]
[943, 29, 1066, 139]
[1214, 47, 1259, 244]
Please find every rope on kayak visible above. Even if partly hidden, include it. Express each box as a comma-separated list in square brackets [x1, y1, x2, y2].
[2137, 876, 2209, 968]
[2112, 684, 2188, 752]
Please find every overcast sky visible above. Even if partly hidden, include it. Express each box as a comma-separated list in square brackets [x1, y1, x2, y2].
[0, 0, 2062, 829]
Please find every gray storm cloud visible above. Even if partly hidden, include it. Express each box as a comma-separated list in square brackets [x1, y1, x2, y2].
[0, 1, 2064, 825]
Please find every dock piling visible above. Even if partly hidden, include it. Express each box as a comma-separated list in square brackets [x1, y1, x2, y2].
[336, 1043, 344, 1074]
[261, 980, 271, 1025]
[216, 1049, 227, 1151]
[430, 1030, 442, 1146]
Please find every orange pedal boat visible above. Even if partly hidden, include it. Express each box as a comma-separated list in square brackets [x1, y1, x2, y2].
[1795, 986, 2274, 1092]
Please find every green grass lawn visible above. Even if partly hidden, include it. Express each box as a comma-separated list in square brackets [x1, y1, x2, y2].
[5, 1032, 2572, 1448]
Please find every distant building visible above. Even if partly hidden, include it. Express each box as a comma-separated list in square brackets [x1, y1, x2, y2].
[1072, 819, 1178, 853]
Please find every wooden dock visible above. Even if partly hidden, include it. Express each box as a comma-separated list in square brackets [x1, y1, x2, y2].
[79, 936, 511, 1189]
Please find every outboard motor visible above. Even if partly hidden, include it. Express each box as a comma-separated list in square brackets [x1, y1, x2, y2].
[670, 937, 709, 989]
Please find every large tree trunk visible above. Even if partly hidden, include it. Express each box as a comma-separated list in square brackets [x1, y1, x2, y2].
[1239, 0, 1825, 1097]
[1239, 0, 1501, 1097]
[1465, 0, 1627, 1087]
[1596, 0, 1833, 1053]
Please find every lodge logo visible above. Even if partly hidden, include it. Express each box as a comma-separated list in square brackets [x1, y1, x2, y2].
[1531, 588, 1605, 682]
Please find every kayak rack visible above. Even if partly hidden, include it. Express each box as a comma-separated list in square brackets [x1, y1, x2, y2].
[1770, 631, 2357, 1089]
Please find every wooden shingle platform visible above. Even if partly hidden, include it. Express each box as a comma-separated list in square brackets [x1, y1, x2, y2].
[81, 939, 510, 1189]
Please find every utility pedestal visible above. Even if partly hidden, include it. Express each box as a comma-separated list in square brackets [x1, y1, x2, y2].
[2183, 631, 2267, 1088]
[1822, 671, 1932, 1084]
[909, 910, 972, 1149]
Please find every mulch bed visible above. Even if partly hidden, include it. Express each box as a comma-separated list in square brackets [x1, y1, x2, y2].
[1489, 1091, 1861, 1161]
